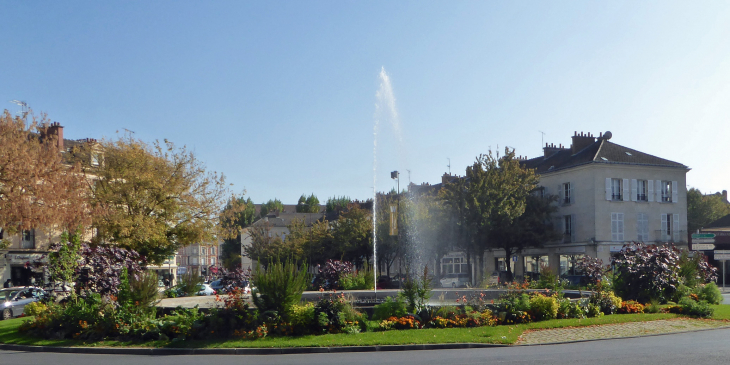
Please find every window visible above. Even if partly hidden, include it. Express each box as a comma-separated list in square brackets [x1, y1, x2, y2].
[563, 215, 575, 243]
[661, 181, 672, 202]
[201, 247, 206, 255]
[661, 213, 680, 242]
[211, 257, 216, 266]
[562, 183, 573, 205]
[210, 247, 215, 256]
[637, 180, 648, 201]
[21, 229, 35, 249]
[192, 257, 198, 265]
[637, 213, 649, 241]
[611, 213, 624, 241]
[611, 179, 622, 201]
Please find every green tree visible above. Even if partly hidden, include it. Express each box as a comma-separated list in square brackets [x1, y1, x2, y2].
[260, 198, 284, 217]
[296, 193, 321, 213]
[326, 196, 351, 213]
[331, 205, 373, 266]
[488, 192, 560, 280]
[440, 148, 540, 283]
[78, 136, 229, 265]
[219, 195, 257, 269]
[687, 188, 730, 233]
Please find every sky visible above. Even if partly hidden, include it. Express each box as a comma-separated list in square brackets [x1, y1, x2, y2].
[2, 1, 729, 204]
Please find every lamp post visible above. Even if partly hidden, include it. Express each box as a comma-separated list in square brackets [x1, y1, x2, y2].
[391, 171, 399, 195]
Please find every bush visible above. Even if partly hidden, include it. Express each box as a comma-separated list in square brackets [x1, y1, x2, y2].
[678, 250, 717, 288]
[575, 256, 606, 285]
[339, 266, 374, 290]
[696, 282, 723, 305]
[532, 268, 562, 291]
[618, 300, 645, 314]
[177, 271, 202, 297]
[557, 298, 587, 319]
[313, 293, 366, 334]
[678, 296, 714, 318]
[290, 303, 316, 335]
[529, 294, 558, 321]
[399, 266, 432, 313]
[130, 271, 161, 308]
[588, 290, 622, 315]
[495, 291, 532, 324]
[24, 301, 48, 317]
[312, 260, 352, 290]
[372, 296, 407, 320]
[252, 258, 309, 322]
[612, 243, 682, 303]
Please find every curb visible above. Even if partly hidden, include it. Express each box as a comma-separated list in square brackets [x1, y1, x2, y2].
[516, 324, 730, 346]
[0, 342, 507, 355]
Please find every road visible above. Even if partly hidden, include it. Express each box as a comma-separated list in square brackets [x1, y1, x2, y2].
[2, 327, 729, 365]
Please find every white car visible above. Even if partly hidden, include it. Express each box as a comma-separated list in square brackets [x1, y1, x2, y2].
[196, 283, 216, 296]
[440, 273, 471, 288]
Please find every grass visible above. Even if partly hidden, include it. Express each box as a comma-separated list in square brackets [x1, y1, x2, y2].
[3, 309, 722, 349]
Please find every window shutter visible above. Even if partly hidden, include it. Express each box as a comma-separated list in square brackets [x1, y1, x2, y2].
[569, 183, 575, 204]
[661, 214, 668, 241]
[673, 214, 680, 241]
[558, 184, 564, 204]
[618, 213, 624, 241]
[622, 179, 629, 202]
[648, 180, 654, 202]
[655, 180, 662, 202]
[631, 179, 638, 202]
[570, 214, 576, 243]
[605, 178, 612, 201]
[672, 181, 678, 203]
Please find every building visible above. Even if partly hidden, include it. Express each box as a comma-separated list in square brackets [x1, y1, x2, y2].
[177, 243, 220, 279]
[487, 131, 690, 278]
[0, 122, 98, 286]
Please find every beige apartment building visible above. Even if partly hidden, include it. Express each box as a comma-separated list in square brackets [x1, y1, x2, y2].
[482, 131, 689, 279]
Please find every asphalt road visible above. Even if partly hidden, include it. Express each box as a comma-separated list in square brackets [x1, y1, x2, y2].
[2, 327, 730, 365]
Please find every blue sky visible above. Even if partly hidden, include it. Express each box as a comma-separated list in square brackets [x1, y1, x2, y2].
[2, 1, 729, 204]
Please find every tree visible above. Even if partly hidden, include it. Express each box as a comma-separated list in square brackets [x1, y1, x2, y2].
[0, 110, 90, 241]
[259, 198, 284, 217]
[440, 148, 540, 283]
[77, 136, 229, 265]
[331, 205, 373, 266]
[375, 192, 401, 276]
[296, 193, 321, 213]
[488, 192, 559, 280]
[219, 195, 257, 269]
[326, 196, 351, 213]
[687, 188, 730, 233]
[244, 221, 302, 263]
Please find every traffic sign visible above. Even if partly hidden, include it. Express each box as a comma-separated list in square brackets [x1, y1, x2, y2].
[714, 250, 730, 260]
[692, 244, 716, 251]
[692, 233, 716, 239]
[693, 238, 716, 244]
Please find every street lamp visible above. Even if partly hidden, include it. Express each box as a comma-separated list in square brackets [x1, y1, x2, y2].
[391, 171, 399, 195]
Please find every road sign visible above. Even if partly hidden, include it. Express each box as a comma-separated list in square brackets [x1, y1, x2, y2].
[693, 238, 716, 244]
[714, 250, 730, 260]
[692, 244, 716, 250]
[692, 233, 716, 239]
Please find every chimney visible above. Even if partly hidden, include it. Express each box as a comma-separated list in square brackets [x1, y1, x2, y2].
[723, 190, 728, 202]
[46, 122, 64, 151]
[543, 143, 565, 158]
[571, 131, 595, 155]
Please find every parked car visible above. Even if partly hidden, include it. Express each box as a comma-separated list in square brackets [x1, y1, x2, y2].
[440, 273, 471, 288]
[196, 283, 216, 296]
[0, 287, 48, 320]
[210, 279, 251, 294]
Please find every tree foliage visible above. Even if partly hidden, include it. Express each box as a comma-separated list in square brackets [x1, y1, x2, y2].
[687, 187, 730, 233]
[77, 136, 229, 264]
[612, 243, 684, 303]
[296, 193, 321, 213]
[259, 198, 284, 217]
[219, 195, 256, 269]
[0, 110, 89, 237]
[440, 148, 541, 281]
[326, 196, 351, 213]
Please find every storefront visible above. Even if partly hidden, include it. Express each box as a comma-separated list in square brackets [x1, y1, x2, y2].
[3, 253, 48, 287]
[147, 255, 177, 288]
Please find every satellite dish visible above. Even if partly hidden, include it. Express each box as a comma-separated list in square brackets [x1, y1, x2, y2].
[603, 131, 612, 140]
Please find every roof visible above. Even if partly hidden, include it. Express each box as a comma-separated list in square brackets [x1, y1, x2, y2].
[521, 139, 688, 174]
[706, 214, 730, 229]
[252, 212, 326, 228]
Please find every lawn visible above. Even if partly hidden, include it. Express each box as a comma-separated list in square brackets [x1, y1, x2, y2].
[2, 309, 721, 349]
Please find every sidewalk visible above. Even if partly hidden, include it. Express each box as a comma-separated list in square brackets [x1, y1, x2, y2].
[518, 319, 729, 345]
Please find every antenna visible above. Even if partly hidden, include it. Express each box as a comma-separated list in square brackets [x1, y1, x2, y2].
[447, 158, 451, 174]
[539, 130, 546, 148]
[9, 100, 28, 116]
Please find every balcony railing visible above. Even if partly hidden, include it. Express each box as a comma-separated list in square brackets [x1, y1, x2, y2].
[653, 230, 687, 244]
